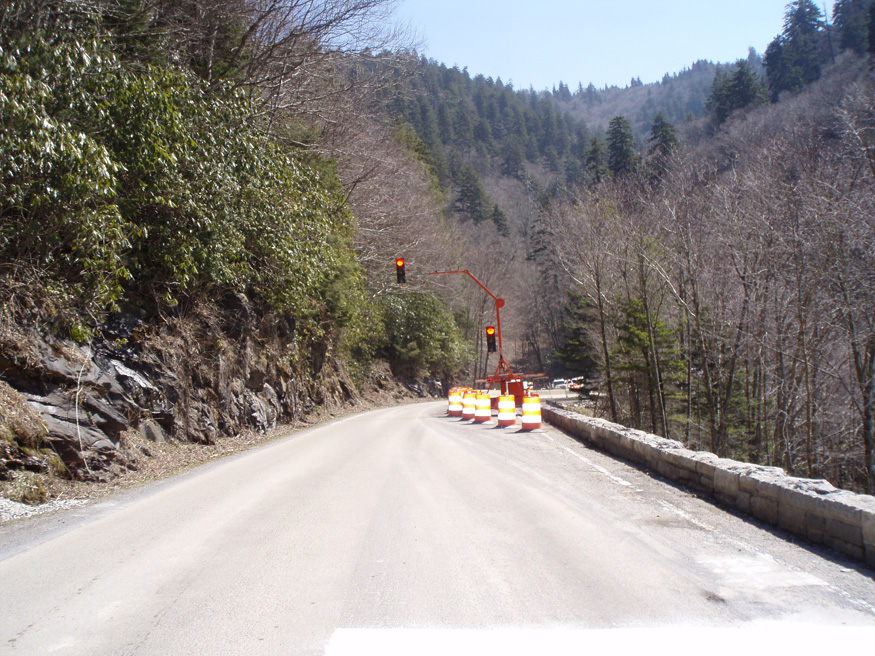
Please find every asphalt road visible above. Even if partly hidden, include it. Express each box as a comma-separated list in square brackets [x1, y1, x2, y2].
[2, 402, 874, 655]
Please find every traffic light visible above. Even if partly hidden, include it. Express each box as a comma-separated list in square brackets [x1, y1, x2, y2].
[486, 326, 497, 352]
[395, 257, 406, 284]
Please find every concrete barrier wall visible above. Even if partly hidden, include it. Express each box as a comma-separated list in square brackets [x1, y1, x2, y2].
[542, 404, 875, 569]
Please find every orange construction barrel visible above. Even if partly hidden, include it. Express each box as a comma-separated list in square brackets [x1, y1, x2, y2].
[448, 388, 463, 417]
[520, 394, 542, 430]
[474, 392, 492, 423]
[461, 391, 477, 421]
[496, 395, 516, 427]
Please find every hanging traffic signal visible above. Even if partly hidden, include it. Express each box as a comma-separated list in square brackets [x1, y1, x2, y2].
[395, 257, 406, 284]
[486, 326, 497, 352]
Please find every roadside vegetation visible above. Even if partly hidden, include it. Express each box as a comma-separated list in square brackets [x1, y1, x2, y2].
[0, 0, 470, 382]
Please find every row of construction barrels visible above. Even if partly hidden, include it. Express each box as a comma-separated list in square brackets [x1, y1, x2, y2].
[446, 388, 541, 430]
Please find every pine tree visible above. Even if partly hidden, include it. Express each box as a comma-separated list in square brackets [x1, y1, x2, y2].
[556, 81, 572, 102]
[869, 0, 875, 56]
[490, 204, 510, 237]
[765, 0, 827, 99]
[606, 116, 638, 176]
[833, 0, 870, 54]
[646, 113, 678, 178]
[585, 136, 607, 185]
[564, 157, 585, 189]
[764, 38, 790, 101]
[501, 138, 525, 178]
[454, 165, 489, 223]
[453, 105, 474, 148]
[708, 60, 769, 123]
[437, 102, 454, 144]
[648, 113, 678, 158]
[584, 83, 599, 105]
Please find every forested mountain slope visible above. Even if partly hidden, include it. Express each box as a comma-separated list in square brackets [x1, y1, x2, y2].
[553, 57, 734, 140]
[2, 0, 875, 501]
[381, 0, 875, 494]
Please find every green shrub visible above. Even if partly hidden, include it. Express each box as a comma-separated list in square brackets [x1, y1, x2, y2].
[0, 2, 355, 326]
[378, 293, 470, 380]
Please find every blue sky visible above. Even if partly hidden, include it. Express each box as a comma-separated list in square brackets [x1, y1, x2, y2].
[392, 0, 801, 90]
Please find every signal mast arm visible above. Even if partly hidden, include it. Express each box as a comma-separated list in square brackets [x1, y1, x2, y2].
[429, 269, 509, 373]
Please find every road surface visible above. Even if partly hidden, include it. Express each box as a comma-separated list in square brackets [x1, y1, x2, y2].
[2, 402, 874, 654]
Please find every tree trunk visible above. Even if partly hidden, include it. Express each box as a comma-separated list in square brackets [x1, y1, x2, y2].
[862, 379, 874, 495]
[595, 274, 619, 423]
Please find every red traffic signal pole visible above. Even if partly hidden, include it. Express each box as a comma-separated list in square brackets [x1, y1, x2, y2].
[429, 269, 513, 378]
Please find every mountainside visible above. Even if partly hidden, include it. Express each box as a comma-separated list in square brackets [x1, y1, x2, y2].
[378, 0, 875, 494]
[3, 0, 875, 502]
[554, 57, 742, 140]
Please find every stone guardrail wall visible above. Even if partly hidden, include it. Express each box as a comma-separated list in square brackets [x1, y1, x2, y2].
[542, 403, 875, 568]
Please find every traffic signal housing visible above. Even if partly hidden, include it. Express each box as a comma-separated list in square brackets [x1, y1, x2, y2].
[486, 326, 497, 352]
[395, 258, 406, 284]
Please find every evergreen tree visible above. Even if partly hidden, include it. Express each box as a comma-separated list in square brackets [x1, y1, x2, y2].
[501, 138, 525, 178]
[453, 105, 474, 148]
[544, 145, 562, 173]
[490, 204, 510, 237]
[413, 98, 449, 186]
[708, 60, 769, 123]
[584, 83, 599, 105]
[834, 0, 870, 54]
[785, 0, 825, 40]
[648, 113, 678, 158]
[646, 113, 678, 178]
[454, 165, 489, 223]
[764, 38, 790, 101]
[869, 0, 875, 55]
[473, 117, 496, 156]
[556, 81, 573, 102]
[570, 125, 589, 161]
[606, 115, 638, 176]
[613, 297, 683, 435]
[437, 103, 454, 144]
[765, 0, 826, 99]
[564, 157, 586, 189]
[585, 136, 607, 185]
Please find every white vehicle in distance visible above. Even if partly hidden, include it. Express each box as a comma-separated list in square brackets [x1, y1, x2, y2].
[552, 378, 567, 389]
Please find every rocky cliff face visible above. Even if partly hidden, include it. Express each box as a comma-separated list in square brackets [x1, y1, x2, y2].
[0, 287, 404, 485]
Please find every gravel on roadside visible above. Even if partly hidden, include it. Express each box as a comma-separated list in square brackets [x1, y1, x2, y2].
[0, 496, 87, 523]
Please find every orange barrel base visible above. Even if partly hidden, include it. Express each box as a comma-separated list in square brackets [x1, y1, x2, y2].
[448, 388, 463, 417]
[474, 392, 492, 423]
[497, 395, 516, 427]
[520, 394, 542, 430]
[461, 391, 477, 421]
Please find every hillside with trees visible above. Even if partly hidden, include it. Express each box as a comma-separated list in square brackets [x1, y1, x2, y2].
[554, 57, 740, 141]
[377, 0, 875, 494]
[2, 0, 875, 499]
[0, 0, 470, 491]
[540, 1, 875, 494]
